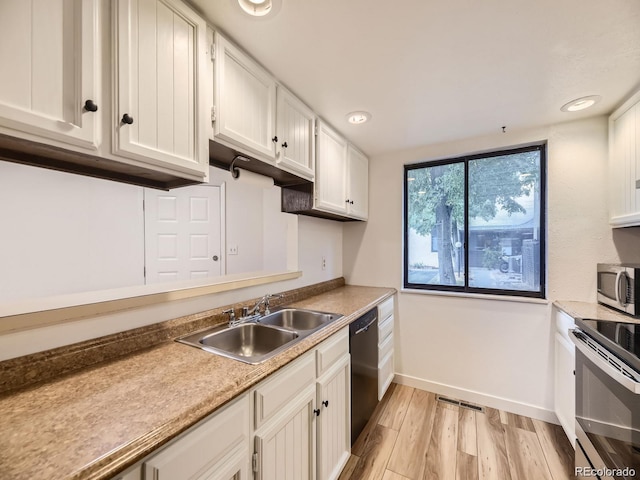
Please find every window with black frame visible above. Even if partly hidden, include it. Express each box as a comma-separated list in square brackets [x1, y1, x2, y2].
[404, 144, 546, 298]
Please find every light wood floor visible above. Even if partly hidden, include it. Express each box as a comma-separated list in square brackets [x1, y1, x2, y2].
[340, 384, 574, 480]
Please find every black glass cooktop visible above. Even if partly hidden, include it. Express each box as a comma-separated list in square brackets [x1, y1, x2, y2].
[575, 317, 640, 372]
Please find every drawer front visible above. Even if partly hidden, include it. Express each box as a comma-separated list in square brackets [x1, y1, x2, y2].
[316, 327, 349, 377]
[378, 296, 394, 322]
[378, 331, 393, 360]
[378, 352, 394, 401]
[144, 393, 249, 478]
[254, 352, 315, 429]
[378, 314, 393, 343]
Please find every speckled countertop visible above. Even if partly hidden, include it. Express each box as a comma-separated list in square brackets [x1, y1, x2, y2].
[0, 283, 395, 480]
[554, 300, 640, 325]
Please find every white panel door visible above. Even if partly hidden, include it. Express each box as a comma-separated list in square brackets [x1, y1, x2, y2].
[347, 145, 369, 220]
[315, 121, 347, 215]
[114, 0, 208, 178]
[144, 185, 222, 283]
[255, 386, 316, 480]
[0, 0, 99, 149]
[213, 32, 277, 160]
[276, 86, 315, 180]
[316, 355, 350, 480]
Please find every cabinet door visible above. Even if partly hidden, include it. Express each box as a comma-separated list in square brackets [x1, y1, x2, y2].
[114, 0, 208, 178]
[0, 0, 99, 149]
[609, 94, 640, 227]
[144, 394, 250, 480]
[255, 385, 316, 480]
[276, 86, 315, 180]
[315, 121, 348, 215]
[316, 355, 350, 480]
[213, 32, 276, 160]
[347, 145, 369, 220]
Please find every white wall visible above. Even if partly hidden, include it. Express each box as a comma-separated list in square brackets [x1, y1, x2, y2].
[0, 162, 144, 301]
[343, 116, 640, 421]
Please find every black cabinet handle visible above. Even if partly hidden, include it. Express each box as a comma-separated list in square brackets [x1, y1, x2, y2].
[322, 400, 329, 407]
[121, 114, 134, 125]
[272, 136, 278, 143]
[313, 408, 320, 417]
[282, 141, 288, 148]
[83, 100, 98, 112]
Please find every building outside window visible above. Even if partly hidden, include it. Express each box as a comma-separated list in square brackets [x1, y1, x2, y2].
[404, 144, 546, 298]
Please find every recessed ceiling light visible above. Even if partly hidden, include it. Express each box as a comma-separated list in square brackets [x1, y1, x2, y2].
[346, 111, 372, 125]
[237, 0, 282, 17]
[560, 95, 602, 113]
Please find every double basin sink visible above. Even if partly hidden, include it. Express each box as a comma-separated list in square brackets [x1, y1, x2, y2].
[177, 308, 343, 364]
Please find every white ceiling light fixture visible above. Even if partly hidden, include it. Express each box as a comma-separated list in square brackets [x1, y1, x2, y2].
[237, 0, 282, 17]
[560, 95, 602, 112]
[346, 111, 372, 125]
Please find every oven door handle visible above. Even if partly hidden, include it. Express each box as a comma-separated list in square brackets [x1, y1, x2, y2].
[570, 329, 640, 394]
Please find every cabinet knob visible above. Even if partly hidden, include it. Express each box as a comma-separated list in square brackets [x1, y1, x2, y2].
[345, 199, 350, 203]
[313, 408, 321, 417]
[272, 136, 278, 143]
[282, 141, 288, 149]
[121, 113, 134, 125]
[322, 400, 329, 408]
[350, 200, 354, 205]
[83, 99, 98, 112]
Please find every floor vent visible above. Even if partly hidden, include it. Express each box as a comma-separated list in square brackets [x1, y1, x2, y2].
[436, 395, 485, 413]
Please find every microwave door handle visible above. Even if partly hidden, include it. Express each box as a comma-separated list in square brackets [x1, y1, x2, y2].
[614, 271, 623, 305]
[570, 329, 640, 394]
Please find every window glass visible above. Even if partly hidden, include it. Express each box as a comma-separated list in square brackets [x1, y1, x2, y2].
[404, 145, 545, 298]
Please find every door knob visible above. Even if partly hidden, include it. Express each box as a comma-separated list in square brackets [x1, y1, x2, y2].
[212, 255, 219, 261]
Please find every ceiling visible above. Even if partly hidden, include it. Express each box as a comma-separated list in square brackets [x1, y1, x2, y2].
[189, 0, 640, 157]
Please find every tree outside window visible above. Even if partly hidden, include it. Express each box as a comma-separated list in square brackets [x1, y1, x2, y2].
[404, 145, 545, 298]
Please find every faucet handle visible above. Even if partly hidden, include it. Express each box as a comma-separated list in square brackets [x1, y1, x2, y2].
[263, 293, 284, 315]
[222, 308, 236, 322]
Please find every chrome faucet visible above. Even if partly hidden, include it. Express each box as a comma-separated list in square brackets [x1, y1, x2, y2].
[225, 293, 284, 327]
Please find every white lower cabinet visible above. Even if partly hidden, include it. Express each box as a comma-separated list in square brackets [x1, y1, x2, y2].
[253, 327, 351, 480]
[316, 354, 350, 480]
[554, 308, 576, 444]
[142, 393, 251, 480]
[377, 296, 395, 400]
[254, 384, 316, 480]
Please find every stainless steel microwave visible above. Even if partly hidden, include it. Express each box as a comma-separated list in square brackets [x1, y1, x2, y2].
[597, 263, 640, 316]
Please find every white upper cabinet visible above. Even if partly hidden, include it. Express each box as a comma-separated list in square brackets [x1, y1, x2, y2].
[113, 0, 209, 179]
[314, 120, 369, 220]
[347, 144, 369, 220]
[276, 86, 315, 180]
[609, 90, 640, 227]
[315, 121, 349, 215]
[213, 32, 277, 161]
[0, 0, 99, 150]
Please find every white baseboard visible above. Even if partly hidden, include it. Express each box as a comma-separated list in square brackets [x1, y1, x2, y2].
[393, 373, 559, 424]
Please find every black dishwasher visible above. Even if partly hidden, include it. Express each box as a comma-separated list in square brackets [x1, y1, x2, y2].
[349, 307, 378, 445]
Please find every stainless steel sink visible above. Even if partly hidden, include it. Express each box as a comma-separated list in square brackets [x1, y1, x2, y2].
[176, 307, 343, 364]
[178, 323, 299, 364]
[260, 308, 341, 331]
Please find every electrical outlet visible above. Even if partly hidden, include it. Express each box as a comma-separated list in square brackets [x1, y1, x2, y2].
[322, 256, 326, 270]
[228, 245, 238, 255]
